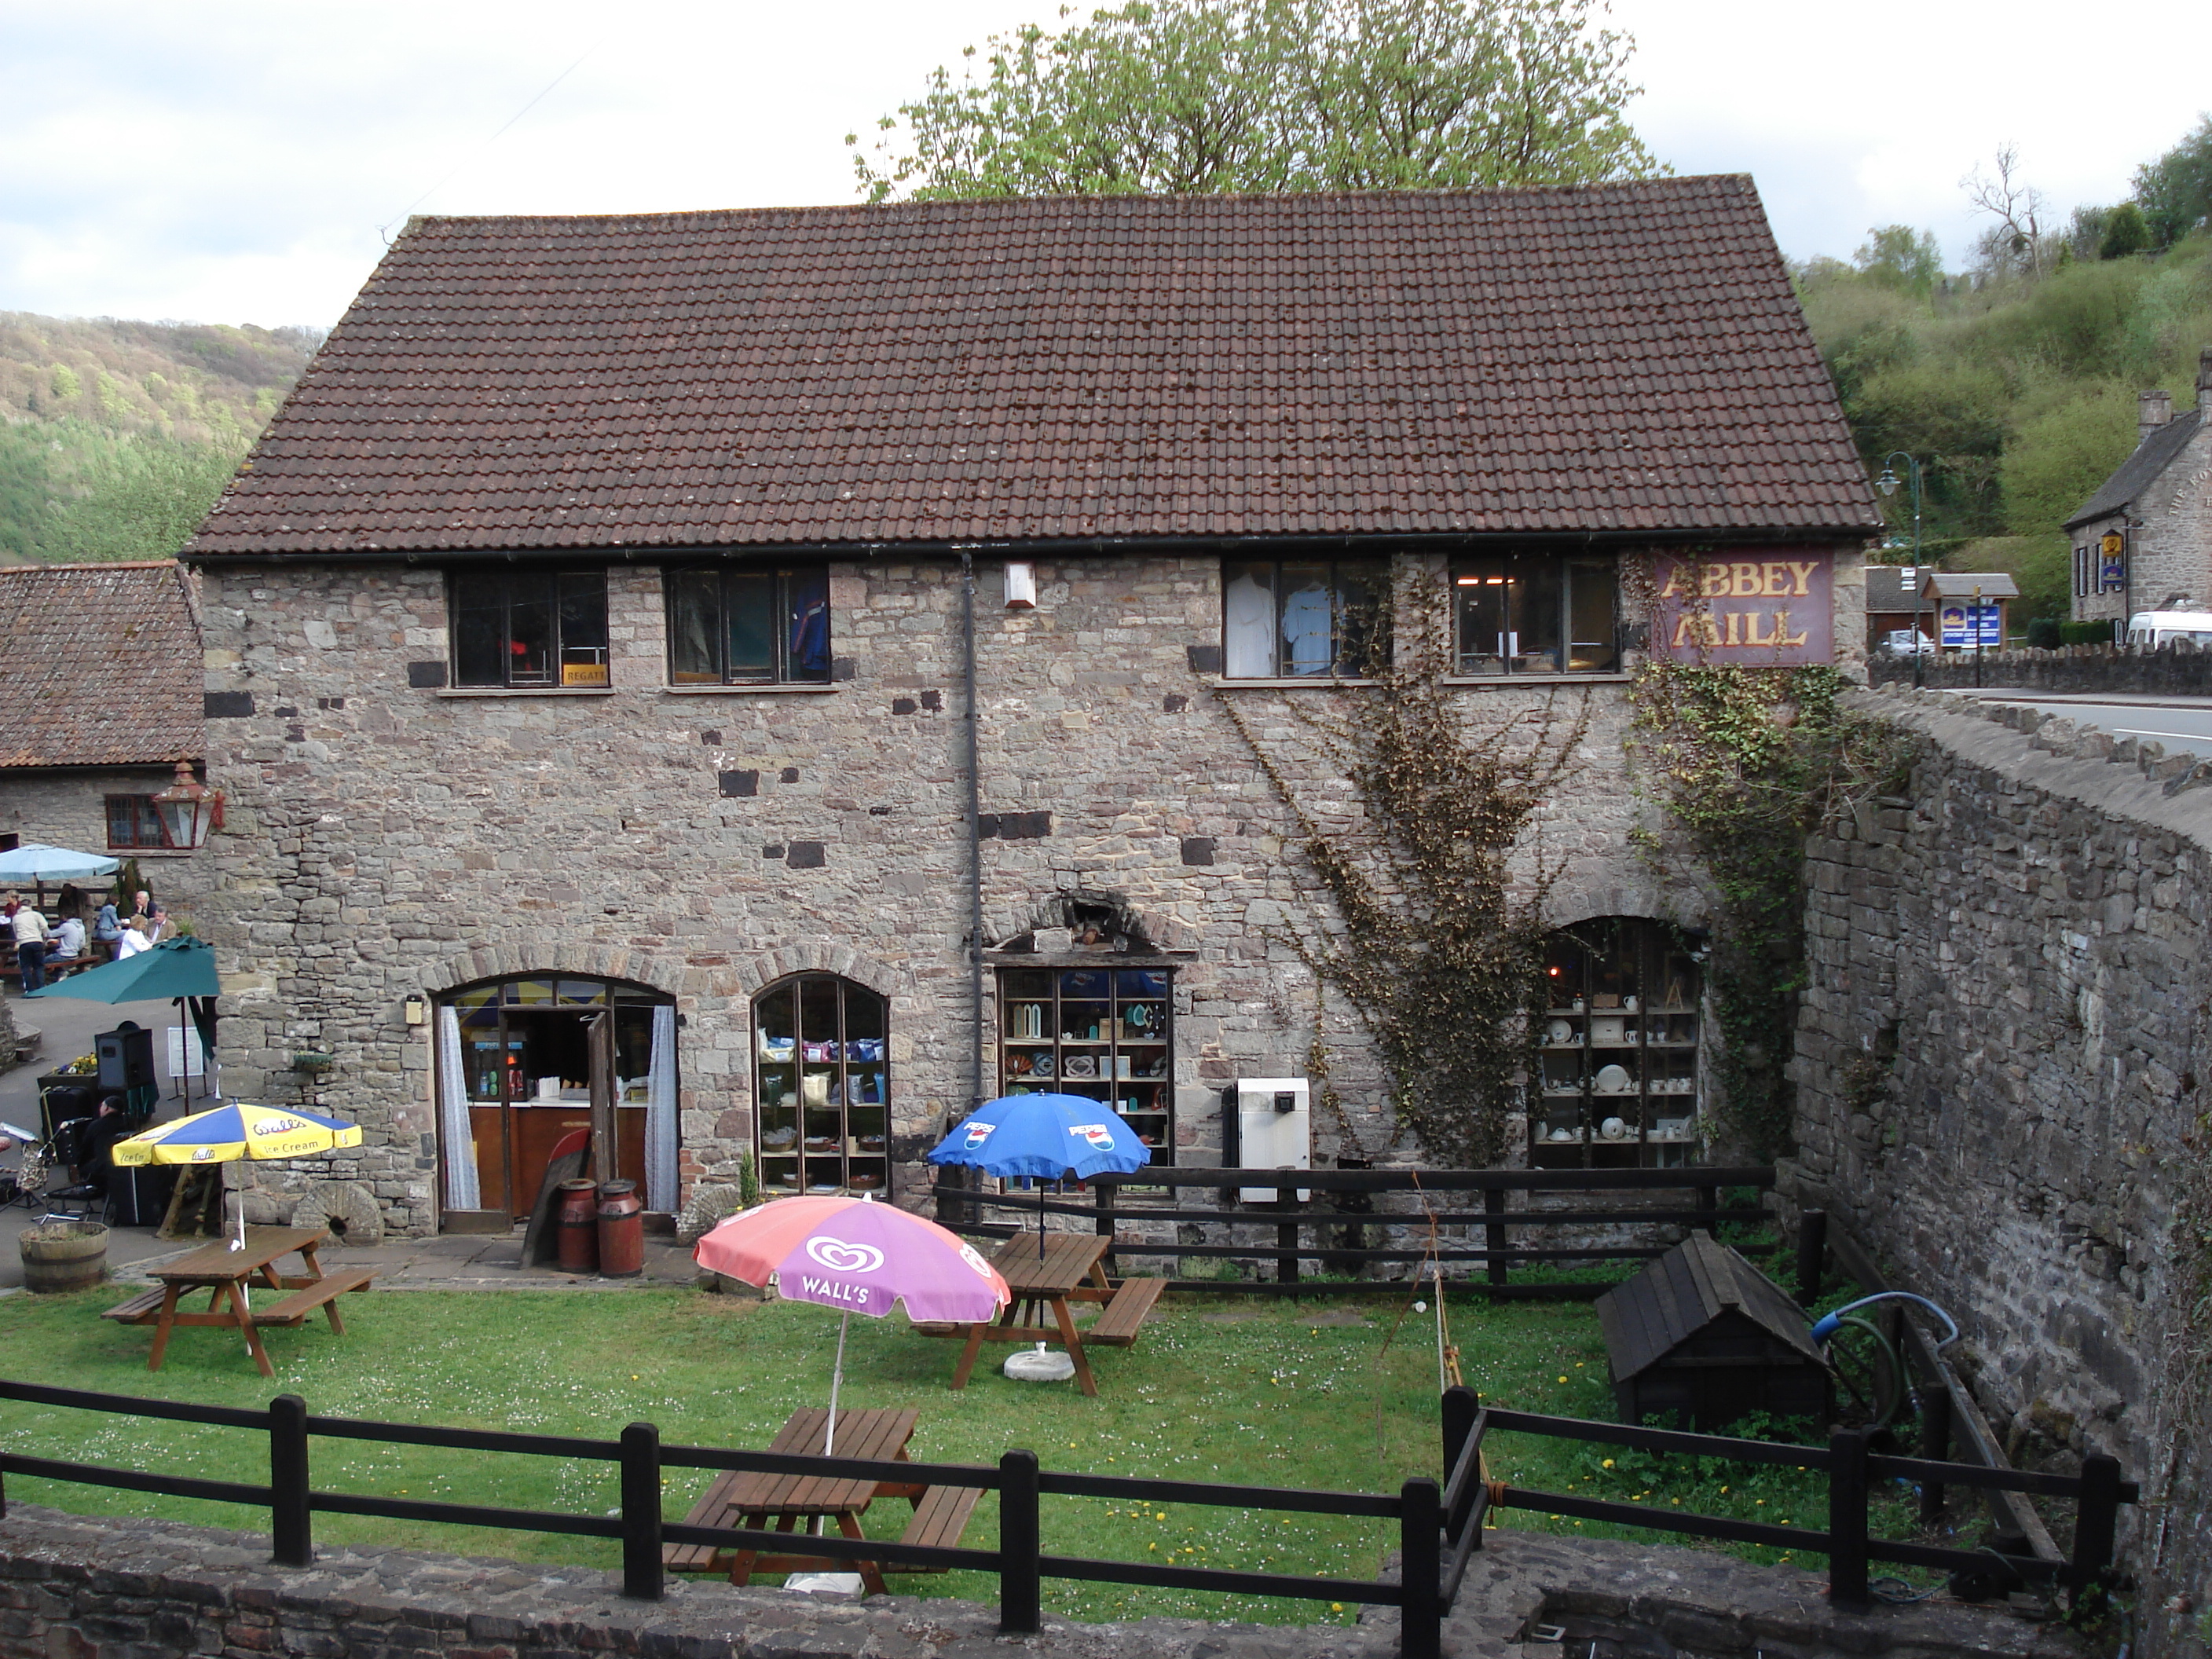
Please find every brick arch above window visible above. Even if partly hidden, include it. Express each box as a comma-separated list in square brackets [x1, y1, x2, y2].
[421, 943, 689, 1002]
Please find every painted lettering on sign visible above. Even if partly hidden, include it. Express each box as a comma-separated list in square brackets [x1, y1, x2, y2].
[1649, 553, 1834, 666]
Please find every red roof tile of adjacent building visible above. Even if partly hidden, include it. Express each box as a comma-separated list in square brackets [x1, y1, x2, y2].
[186, 178, 1881, 558]
[0, 561, 203, 768]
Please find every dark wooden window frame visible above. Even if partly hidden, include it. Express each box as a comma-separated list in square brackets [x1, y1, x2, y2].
[104, 795, 174, 851]
[1452, 551, 1621, 676]
[665, 563, 832, 687]
[449, 569, 610, 689]
[1221, 557, 1391, 679]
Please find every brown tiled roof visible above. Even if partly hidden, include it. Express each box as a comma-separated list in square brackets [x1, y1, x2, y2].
[0, 562, 203, 768]
[188, 178, 1881, 558]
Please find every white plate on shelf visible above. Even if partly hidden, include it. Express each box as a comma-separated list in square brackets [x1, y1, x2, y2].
[1545, 1019, 1575, 1046]
[1595, 1064, 1632, 1094]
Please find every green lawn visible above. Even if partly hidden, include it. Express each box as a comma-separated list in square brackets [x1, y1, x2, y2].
[0, 1280, 1917, 1624]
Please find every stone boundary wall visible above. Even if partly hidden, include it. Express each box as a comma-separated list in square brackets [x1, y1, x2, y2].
[0, 1503, 2084, 1659]
[1787, 680, 2212, 1656]
[1868, 641, 2212, 695]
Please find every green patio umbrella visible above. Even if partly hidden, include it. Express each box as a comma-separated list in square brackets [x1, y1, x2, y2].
[28, 937, 224, 1102]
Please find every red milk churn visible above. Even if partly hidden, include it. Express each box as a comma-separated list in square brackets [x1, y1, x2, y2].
[596, 1180, 645, 1279]
[556, 1178, 601, 1274]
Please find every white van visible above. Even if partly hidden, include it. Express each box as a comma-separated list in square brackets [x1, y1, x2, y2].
[2126, 610, 2212, 649]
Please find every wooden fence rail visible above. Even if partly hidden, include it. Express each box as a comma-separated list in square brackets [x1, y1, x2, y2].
[931, 1164, 1776, 1295]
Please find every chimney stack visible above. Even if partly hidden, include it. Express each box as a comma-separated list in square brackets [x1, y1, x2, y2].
[2141, 390, 2174, 441]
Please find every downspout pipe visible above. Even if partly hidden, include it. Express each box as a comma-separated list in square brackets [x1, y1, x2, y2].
[961, 550, 985, 1118]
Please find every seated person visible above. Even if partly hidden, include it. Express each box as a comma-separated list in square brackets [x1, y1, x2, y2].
[53, 914, 86, 960]
[65, 1097, 137, 1196]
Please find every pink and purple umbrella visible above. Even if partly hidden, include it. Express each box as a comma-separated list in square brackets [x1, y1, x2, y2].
[694, 1195, 1010, 1451]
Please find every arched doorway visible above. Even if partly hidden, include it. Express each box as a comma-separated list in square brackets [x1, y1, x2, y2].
[434, 976, 678, 1225]
[1532, 919, 1703, 1168]
[753, 974, 890, 1196]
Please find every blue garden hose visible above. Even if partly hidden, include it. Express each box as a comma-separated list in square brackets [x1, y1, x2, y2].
[1810, 1291, 1960, 1350]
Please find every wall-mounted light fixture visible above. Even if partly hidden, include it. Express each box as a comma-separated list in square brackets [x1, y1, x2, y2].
[1004, 562, 1037, 610]
[151, 761, 224, 849]
[402, 994, 429, 1027]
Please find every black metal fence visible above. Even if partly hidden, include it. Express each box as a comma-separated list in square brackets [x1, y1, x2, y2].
[930, 1165, 1776, 1295]
[0, 1372, 2135, 1646]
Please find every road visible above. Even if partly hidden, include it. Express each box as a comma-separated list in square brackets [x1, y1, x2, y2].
[1957, 690, 2212, 760]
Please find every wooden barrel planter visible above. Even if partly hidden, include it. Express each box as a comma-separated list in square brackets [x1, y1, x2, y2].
[20, 1221, 109, 1293]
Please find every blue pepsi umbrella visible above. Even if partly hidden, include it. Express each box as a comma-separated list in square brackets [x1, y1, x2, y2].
[928, 1093, 1152, 1256]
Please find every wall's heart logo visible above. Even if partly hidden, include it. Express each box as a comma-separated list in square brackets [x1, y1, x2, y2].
[804, 1236, 884, 1275]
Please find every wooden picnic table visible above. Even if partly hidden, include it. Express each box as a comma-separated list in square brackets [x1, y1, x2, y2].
[102, 1225, 377, 1378]
[665, 1406, 950, 1595]
[928, 1232, 1166, 1397]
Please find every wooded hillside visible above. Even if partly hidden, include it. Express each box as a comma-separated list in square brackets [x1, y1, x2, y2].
[0, 312, 319, 565]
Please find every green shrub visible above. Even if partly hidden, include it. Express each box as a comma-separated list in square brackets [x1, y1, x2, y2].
[2060, 619, 2118, 645]
[2026, 617, 2062, 649]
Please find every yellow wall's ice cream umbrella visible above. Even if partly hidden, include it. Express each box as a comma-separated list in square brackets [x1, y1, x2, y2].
[113, 1103, 363, 1252]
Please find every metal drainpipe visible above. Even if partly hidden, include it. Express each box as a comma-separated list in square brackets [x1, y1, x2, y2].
[961, 550, 985, 1117]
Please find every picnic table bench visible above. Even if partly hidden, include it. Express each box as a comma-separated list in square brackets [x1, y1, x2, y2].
[914, 1233, 1166, 1394]
[102, 1226, 375, 1377]
[664, 1406, 982, 1592]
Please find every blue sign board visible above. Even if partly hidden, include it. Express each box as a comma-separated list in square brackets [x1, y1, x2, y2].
[1939, 603, 2003, 649]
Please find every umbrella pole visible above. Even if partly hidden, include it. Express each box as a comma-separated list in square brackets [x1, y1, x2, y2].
[813, 1310, 851, 1541]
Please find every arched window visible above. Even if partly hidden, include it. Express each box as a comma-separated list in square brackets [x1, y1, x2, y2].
[1533, 920, 1702, 1168]
[754, 975, 890, 1196]
[434, 976, 677, 1224]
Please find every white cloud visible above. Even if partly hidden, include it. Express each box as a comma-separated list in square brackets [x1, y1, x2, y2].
[2, 0, 2205, 327]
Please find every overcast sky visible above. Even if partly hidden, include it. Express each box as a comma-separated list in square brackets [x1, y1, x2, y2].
[2, 0, 2203, 331]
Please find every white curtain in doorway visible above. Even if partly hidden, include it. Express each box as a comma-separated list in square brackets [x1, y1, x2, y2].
[437, 1006, 481, 1211]
[646, 1005, 679, 1212]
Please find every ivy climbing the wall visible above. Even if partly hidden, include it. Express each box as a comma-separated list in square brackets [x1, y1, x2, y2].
[1218, 574, 1591, 1166]
[1629, 658, 1917, 1159]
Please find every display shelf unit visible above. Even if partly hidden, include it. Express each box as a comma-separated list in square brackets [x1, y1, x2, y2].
[753, 974, 891, 1196]
[997, 965, 1174, 1164]
[1530, 920, 1703, 1169]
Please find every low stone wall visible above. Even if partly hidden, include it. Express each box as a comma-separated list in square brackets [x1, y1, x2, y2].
[1868, 640, 2212, 695]
[1789, 681, 2212, 1656]
[0, 1503, 2086, 1659]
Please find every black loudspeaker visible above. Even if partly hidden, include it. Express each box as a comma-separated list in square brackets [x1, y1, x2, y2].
[96, 1023, 156, 1090]
[107, 1163, 179, 1228]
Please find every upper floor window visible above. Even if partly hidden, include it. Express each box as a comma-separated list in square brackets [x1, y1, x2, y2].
[668, 566, 830, 686]
[452, 570, 610, 688]
[1455, 554, 1617, 675]
[105, 796, 173, 851]
[1222, 558, 1390, 679]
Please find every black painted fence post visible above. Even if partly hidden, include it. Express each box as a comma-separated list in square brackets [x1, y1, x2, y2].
[1796, 1209, 1828, 1309]
[1827, 1427, 1870, 1613]
[620, 1422, 663, 1601]
[1918, 1384, 1952, 1522]
[1441, 1386, 1480, 1542]
[999, 1449, 1041, 1635]
[2071, 1453, 2122, 1592]
[1483, 1189, 1508, 1289]
[269, 1393, 312, 1567]
[1399, 1477, 1441, 1659]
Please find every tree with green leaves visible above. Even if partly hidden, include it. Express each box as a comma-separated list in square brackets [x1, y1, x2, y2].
[2133, 115, 2212, 248]
[1852, 225, 1943, 298]
[849, 0, 1661, 203]
[2098, 201, 2150, 259]
[38, 437, 240, 562]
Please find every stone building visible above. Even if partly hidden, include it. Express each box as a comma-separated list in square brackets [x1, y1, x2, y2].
[0, 560, 212, 912]
[181, 178, 1880, 1236]
[2066, 347, 2212, 632]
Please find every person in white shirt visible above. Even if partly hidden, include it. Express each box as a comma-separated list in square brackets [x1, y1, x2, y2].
[54, 915, 86, 960]
[9, 903, 51, 992]
[115, 918, 152, 960]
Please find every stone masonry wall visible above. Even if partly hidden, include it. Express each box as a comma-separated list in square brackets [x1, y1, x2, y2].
[2071, 405, 2212, 628]
[189, 549, 1839, 1235]
[1868, 640, 2212, 695]
[1787, 681, 2212, 1650]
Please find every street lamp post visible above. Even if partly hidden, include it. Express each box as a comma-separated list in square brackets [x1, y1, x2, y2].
[1875, 453, 1925, 687]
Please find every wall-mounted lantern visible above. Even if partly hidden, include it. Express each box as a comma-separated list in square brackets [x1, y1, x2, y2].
[151, 761, 223, 850]
[402, 993, 430, 1027]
